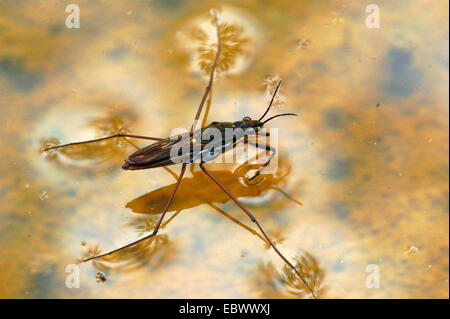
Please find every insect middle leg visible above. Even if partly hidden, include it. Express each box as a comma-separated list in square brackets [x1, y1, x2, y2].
[82, 163, 187, 262]
[163, 166, 269, 244]
[190, 11, 221, 133]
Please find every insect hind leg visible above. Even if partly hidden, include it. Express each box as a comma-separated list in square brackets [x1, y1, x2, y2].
[199, 163, 317, 299]
[81, 164, 187, 262]
[42, 133, 163, 152]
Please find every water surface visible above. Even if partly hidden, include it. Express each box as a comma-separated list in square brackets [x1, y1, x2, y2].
[0, 0, 448, 298]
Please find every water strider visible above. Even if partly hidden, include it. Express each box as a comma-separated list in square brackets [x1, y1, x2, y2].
[42, 11, 316, 298]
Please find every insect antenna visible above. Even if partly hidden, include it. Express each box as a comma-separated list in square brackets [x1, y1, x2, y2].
[258, 79, 282, 122]
[262, 113, 298, 125]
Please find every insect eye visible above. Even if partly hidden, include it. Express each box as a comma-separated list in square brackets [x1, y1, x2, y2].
[242, 116, 251, 121]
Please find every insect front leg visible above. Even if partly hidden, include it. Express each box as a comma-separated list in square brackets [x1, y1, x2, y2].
[245, 140, 277, 181]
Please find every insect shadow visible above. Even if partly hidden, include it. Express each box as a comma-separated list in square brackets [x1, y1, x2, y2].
[126, 155, 301, 216]
[79, 157, 301, 284]
[126, 156, 301, 248]
[81, 157, 300, 278]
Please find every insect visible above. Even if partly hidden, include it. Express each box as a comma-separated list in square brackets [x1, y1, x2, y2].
[95, 272, 107, 283]
[42, 12, 317, 298]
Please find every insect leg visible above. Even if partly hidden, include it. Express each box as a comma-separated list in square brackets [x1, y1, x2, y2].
[82, 163, 187, 262]
[207, 202, 269, 245]
[42, 133, 163, 152]
[152, 162, 185, 235]
[163, 167, 180, 180]
[269, 186, 303, 206]
[190, 11, 221, 133]
[124, 139, 141, 150]
[245, 140, 276, 180]
[199, 163, 317, 299]
[161, 210, 182, 229]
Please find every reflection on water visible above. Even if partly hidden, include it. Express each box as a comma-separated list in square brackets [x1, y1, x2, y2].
[252, 252, 325, 298]
[81, 233, 176, 276]
[0, 0, 448, 298]
[39, 106, 138, 173]
[177, 7, 255, 77]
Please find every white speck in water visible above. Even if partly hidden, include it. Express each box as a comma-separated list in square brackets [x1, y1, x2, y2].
[405, 245, 419, 256]
[296, 39, 310, 49]
[331, 12, 344, 23]
[398, 172, 403, 177]
[127, 11, 133, 16]
[39, 191, 48, 201]
[428, 138, 433, 144]
[25, 183, 30, 189]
